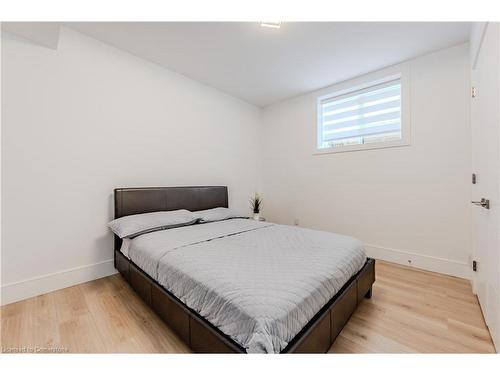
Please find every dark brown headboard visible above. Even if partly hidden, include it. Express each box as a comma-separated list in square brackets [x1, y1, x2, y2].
[113, 186, 228, 250]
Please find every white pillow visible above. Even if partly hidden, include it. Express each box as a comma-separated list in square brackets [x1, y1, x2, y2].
[108, 209, 198, 239]
[195, 207, 247, 223]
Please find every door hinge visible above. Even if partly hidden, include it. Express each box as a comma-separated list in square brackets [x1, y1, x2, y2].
[471, 86, 477, 98]
[472, 260, 478, 272]
[472, 173, 477, 184]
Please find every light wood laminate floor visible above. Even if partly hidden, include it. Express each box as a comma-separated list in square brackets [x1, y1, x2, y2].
[0, 261, 495, 353]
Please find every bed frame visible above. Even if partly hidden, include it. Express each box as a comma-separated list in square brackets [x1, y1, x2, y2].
[113, 186, 375, 353]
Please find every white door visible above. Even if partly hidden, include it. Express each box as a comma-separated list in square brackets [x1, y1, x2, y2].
[471, 22, 500, 351]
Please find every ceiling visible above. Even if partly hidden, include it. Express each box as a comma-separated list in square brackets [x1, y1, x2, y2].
[68, 22, 470, 107]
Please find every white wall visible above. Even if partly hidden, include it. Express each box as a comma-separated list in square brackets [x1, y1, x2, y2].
[261, 44, 472, 278]
[1, 26, 262, 304]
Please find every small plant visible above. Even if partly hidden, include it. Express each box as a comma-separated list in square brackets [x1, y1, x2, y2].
[250, 193, 262, 214]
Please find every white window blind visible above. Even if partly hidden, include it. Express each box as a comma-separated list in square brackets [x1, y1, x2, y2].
[317, 77, 402, 150]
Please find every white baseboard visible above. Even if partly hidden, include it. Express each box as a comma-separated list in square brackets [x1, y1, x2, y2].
[0, 259, 117, 306]
[365, 244, 471, 280]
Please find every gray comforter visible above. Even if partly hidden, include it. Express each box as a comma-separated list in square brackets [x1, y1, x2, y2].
[127, 219, 366, 353]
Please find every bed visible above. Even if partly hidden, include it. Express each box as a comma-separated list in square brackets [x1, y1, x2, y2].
[113, 186, 375, 353]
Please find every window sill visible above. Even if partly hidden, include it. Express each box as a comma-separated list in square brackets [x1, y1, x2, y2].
[313, 139, 410, 155]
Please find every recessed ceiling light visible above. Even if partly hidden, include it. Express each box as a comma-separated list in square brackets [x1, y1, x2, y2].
[260, 22, 281, 29]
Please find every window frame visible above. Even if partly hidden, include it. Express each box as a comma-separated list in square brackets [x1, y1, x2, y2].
[314, 66, 411, 155]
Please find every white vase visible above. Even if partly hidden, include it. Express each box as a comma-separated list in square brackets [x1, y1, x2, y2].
[253, 213, 260, 220]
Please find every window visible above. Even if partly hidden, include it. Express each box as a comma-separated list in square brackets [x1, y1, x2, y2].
[316, 74, 409, 153]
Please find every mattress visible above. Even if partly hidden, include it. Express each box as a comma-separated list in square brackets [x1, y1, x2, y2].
[127, 219, 366, 353]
